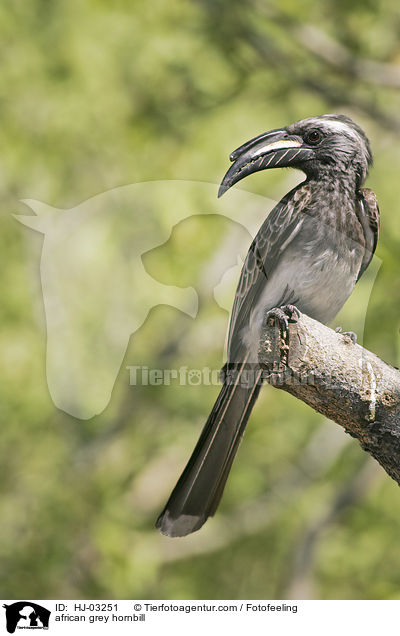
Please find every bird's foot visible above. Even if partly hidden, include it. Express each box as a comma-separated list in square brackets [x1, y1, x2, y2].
[281, 304, 301, 322]
[265, 304, 300, 332]
[335, 326, 357, 344]
[261, 305, 300, 376]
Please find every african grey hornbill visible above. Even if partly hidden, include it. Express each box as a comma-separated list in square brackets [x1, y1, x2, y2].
[156, 114, 379, 537]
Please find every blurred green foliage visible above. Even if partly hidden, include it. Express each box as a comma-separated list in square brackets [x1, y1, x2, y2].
[1, 0, 400, 600]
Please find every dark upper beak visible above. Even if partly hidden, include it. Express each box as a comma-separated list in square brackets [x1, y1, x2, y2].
[218, 129, 315, 197]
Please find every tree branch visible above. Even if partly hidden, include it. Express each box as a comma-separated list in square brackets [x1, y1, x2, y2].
[292, 24, 400, 89]
[259, 310, 400, 485]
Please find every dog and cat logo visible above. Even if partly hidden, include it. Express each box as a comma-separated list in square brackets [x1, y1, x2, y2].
[2, 602, 50, 633]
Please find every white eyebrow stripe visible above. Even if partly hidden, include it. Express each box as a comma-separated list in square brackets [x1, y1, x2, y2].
[308, 118, 361, 141]
[252, 139, 302, 156]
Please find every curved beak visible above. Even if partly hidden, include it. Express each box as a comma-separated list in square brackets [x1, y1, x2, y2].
[218, 129, 315, 197]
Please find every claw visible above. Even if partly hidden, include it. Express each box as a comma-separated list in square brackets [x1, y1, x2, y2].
[281, 304, 300, 323]
[343, 331, 357, 344]
[264, 304, 300, 331]
[265, 307, 289, 332]
[335, 326, 357, 344]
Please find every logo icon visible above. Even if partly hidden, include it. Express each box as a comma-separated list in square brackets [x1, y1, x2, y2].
[2, 602, 51, 633]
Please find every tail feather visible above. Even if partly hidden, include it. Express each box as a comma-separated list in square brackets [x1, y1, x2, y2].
[156, 367, 262, 537]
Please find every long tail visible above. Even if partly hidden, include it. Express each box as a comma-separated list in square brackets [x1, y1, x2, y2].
[156, 364, 262, 537]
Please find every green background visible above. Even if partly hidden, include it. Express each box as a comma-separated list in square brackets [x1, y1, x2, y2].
[1, 0, 400, 599]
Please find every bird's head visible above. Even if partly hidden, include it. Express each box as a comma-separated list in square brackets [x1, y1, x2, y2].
[218, 114, 372, 197]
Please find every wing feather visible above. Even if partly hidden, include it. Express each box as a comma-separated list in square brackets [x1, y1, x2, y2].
[227, 184, 311, 359]
[356, 188, 380, 281]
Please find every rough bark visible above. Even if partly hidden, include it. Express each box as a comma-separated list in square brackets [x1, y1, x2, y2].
[258, 309, 400, 484]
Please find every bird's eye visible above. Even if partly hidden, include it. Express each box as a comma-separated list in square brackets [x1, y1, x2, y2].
[305, 130, 321, 144]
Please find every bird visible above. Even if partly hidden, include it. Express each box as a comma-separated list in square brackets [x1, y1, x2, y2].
[156, 114, 380, 537]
